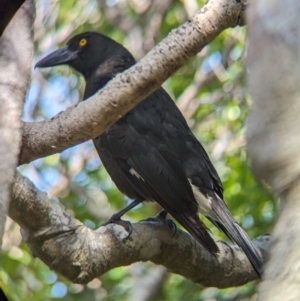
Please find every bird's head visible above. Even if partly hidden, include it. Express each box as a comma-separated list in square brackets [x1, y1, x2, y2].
[36, 32, 135, 79]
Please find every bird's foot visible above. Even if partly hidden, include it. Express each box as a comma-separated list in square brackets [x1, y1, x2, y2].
[141, 210, 177, 237]
[102, 214, 133, 239]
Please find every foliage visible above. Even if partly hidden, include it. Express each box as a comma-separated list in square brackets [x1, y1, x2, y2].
[2, 0, 276, 300]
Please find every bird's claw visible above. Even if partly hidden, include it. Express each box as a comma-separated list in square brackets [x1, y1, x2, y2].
[102, 216, 133, 240]
[141, 210, 177, 237]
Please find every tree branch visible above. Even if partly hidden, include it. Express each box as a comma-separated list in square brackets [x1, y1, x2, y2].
[19, 0, 246, 165]
[0, 0, 34, 243]
[9, 172, 269, 288]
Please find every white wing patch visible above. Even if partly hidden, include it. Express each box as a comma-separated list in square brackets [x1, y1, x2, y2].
[188, 179, 217, 220]
[129, 168, 145, 181]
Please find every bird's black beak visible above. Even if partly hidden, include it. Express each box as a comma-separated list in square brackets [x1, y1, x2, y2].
[35, 46, 78, 68]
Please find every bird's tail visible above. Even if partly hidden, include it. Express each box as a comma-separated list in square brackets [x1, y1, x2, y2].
[210, 194, 263, 278]
[172, 210, 220, 255]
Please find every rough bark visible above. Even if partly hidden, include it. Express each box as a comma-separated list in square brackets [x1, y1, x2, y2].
[0, 0, 34, 244]
[19, 0, 247, 165]
[10, 172, 269, 288]
[246, 0, 300, 300]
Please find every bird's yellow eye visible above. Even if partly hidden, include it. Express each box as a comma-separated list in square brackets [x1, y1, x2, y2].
[79, 38, 87, 47]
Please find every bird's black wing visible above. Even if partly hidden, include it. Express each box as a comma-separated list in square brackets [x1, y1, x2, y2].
[99, 96, 219, 254]
[154, 88, 223, 198]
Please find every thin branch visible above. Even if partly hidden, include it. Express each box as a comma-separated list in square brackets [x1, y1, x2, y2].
[0, 0, 34, 243]
[10, 172, 269, 288]
[19, 0, 246, 165]
[177, 37, 236, 119]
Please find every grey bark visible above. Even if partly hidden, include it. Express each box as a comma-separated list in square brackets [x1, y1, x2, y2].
[10, 172, 269, 288]
[246, 0, 300, 300]
[0, 0, 27, 35]
[19, 0, 247, 165]
[0, 0, 34, 244]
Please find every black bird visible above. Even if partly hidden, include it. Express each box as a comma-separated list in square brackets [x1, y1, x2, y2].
[36, 32, 262, 277]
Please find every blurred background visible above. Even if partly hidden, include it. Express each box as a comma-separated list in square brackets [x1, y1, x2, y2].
[1, 0, 276, 300]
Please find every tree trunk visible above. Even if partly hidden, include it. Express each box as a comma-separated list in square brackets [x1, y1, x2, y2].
[246, 0, 300, 299]
[0, 0, 34, 244]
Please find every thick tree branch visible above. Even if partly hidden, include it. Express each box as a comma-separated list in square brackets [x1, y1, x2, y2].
[246, 0, 300, 300]
[0, 0, 34, 243]
[19, 0, 246, 165]
[10, 172, 269, 288]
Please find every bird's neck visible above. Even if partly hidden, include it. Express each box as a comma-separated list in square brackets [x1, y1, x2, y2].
[83, 75, 113, 100]
[83, 56, 135, 100]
